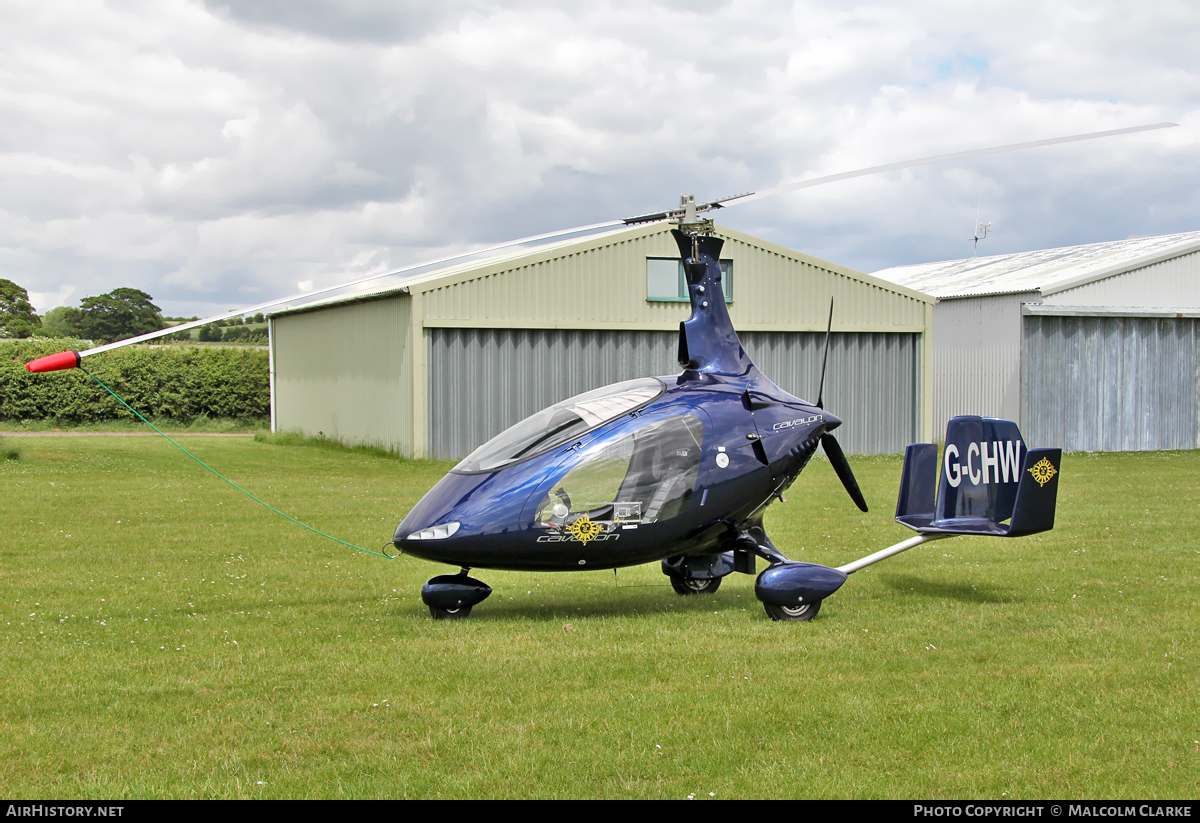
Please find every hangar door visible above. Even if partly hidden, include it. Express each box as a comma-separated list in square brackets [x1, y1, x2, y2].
[1022, 314, 1200, 451]
[428, 328, 919, 459]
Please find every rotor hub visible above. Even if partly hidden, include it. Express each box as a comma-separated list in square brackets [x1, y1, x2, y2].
[673, 194, 714, 236]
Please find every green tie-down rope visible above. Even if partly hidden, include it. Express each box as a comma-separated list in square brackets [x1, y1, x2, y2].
[84, 368, 394, 560]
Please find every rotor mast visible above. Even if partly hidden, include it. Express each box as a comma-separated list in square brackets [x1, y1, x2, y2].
[672, 196, 756, 377]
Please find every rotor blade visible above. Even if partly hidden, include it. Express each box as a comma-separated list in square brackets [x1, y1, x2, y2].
[70, 218, 627, 359]
[816, 297, 834, 409]
[821, 433, 868, 513]
[53, 121, 1178, 360]
[698, 122, 1178, 212]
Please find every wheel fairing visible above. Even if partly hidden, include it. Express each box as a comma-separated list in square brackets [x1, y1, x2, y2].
[755, 562, 847, 607]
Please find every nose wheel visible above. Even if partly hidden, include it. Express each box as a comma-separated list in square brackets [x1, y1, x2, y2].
[421, 569, 492, 620]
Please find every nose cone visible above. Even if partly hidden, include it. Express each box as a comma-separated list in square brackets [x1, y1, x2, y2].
[394, 471, 491, 543]
[821, 410, 842, 432]
[393, 466, 536, 567]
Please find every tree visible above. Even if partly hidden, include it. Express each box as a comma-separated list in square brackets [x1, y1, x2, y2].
[76, 288, 165, 344]
[0, 279, 40, 338]
[41, 306, 84, 338]
[197, 323, 223, 342]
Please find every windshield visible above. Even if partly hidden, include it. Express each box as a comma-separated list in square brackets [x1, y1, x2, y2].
[452, 378, 665, 473]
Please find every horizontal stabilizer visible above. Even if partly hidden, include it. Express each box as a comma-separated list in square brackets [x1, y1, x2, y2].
[895, 417, 1060, 537]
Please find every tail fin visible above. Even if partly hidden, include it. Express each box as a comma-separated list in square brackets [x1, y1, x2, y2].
[1005, 447, 1062, 536]
[896, 416, 1060, 537]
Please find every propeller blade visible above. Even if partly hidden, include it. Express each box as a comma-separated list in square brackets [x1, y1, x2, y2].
[821, 433, 868, 513]
[816, 297, 833, 409]
[811, 300, 865, 512]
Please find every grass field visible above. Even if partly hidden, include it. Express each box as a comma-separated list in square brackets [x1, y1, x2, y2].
[1, 436, 1196, 799]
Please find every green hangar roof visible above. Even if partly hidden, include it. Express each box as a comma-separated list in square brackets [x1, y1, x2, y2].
[273, 221, 931, 332]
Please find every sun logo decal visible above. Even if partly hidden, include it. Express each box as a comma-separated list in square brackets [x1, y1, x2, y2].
[565, 516, 604, 545]
[1029, 457, 1058, 487]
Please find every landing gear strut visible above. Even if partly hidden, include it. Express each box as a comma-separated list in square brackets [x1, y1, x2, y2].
[738, 526, 845, 622]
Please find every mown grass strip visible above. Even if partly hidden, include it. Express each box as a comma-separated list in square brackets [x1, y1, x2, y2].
[1, 440, 1196, 799]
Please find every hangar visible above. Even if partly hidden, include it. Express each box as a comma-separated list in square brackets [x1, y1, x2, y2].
[267, 222, 934, 459]
[873, 229, 1200, 452]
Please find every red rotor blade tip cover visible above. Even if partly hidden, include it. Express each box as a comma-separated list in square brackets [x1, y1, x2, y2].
[26, 351, 81, 373]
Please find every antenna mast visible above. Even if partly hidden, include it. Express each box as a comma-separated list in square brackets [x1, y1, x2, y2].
[972, 201, 992, 257]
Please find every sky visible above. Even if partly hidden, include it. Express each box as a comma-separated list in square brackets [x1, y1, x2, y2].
[3, 0, 1198, 318]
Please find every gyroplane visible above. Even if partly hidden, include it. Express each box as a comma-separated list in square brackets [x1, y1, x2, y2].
[26, 123, 1170, 620]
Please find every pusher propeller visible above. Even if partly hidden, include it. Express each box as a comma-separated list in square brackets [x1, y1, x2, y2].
[821, 431, 869, 513]
[814, 297, 869, 512]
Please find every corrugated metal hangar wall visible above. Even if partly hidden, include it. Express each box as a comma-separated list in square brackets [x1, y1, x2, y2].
[927, 292, 1030, 438]
[429, 328, 919, 458]
[911, 239, 1200, 452]
[1022, 312, 1198, 451]
[270, 223, 934, 459]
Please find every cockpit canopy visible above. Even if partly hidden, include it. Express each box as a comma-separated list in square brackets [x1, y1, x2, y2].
[452, 378, 665, 474]
[534, 412, 705, 529]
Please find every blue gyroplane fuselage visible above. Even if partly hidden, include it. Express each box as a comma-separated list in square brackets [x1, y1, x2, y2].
[394, 224, 871, 620]
[396, 368, 834, 573]
[393, 221, 1059, 621]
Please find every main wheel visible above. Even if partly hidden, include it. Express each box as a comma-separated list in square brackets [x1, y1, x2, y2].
[429, 605, 472, 620]
[763, 599, 821, 622]
[671, 577, 722, 596]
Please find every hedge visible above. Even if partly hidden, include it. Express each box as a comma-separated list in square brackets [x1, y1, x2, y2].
[1, 340, 269, 422]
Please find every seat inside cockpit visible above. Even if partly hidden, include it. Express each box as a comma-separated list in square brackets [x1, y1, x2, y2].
[534, 413, 704, 529]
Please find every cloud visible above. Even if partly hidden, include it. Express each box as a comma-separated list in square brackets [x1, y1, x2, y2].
[1, 0, 1197, 315]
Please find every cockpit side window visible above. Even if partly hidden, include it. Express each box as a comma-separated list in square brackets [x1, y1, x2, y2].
[453, 378, 664, 474]
[534, 413, 704, 532]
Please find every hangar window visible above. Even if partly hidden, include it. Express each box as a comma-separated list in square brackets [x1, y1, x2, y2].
[646, 258, 733, 303]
